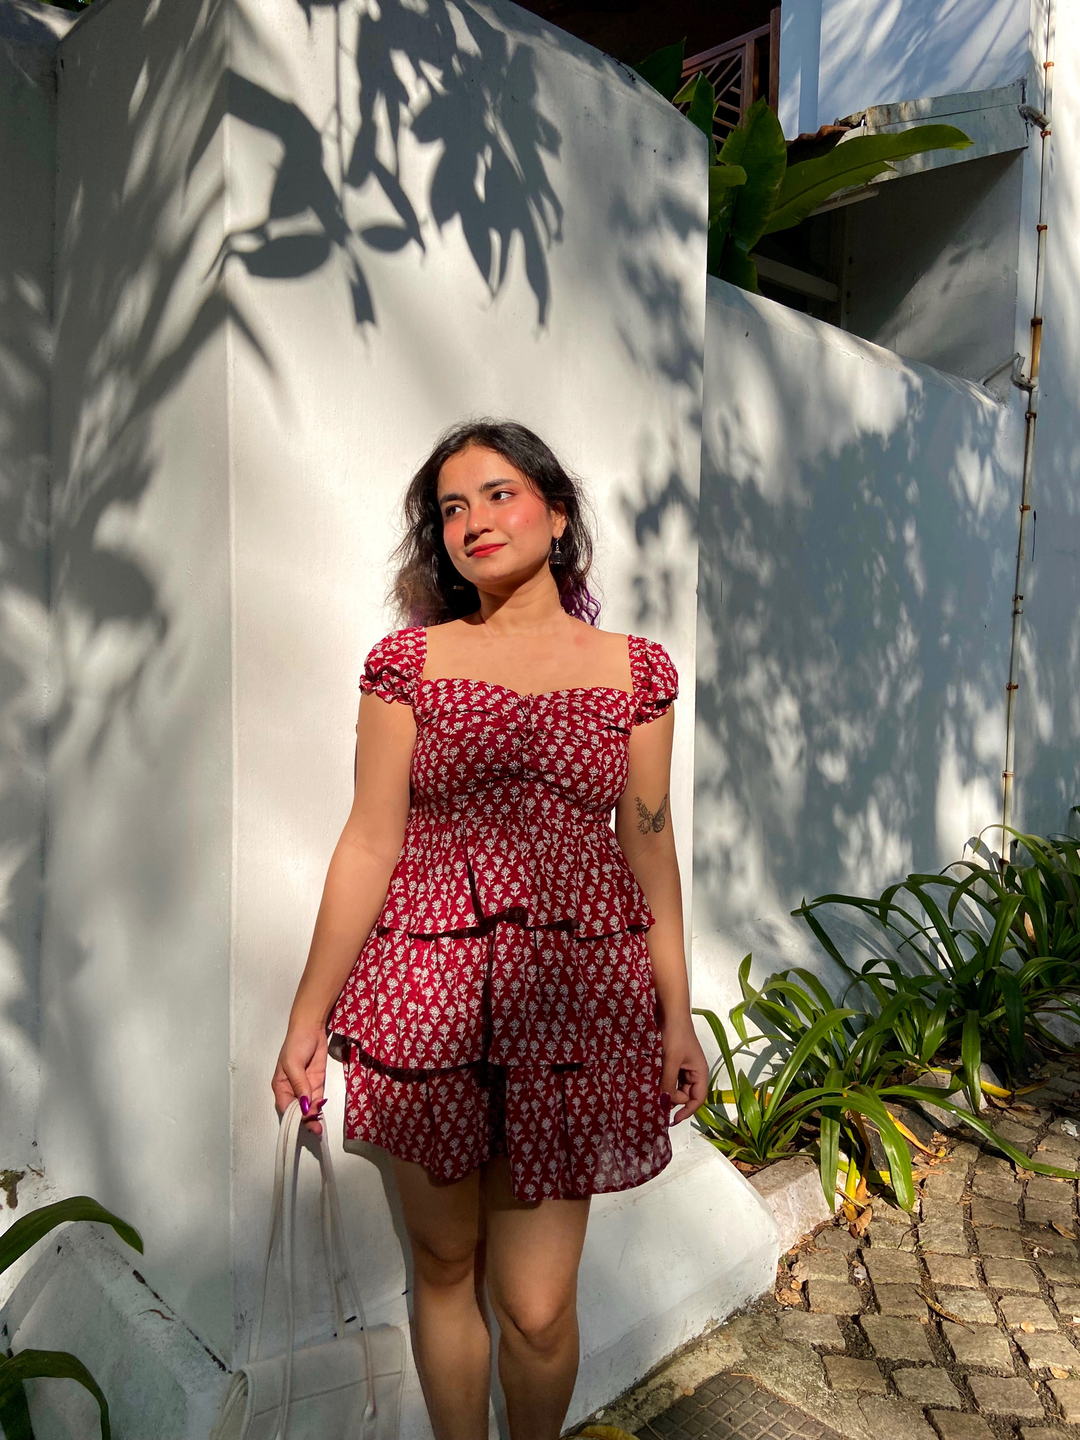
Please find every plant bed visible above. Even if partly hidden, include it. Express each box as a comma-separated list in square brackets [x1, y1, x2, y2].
[693, 825, 1080, 1222]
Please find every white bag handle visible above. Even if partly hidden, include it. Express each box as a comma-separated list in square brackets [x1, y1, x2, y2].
[251, 1100, 377, 1440]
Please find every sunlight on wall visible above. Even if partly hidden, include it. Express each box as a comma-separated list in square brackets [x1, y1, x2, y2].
[780, 0, 1033, 136]
[693, 280, 1025, 1020]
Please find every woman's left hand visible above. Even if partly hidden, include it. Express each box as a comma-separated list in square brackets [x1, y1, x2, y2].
[660, 1018, 709, 1125]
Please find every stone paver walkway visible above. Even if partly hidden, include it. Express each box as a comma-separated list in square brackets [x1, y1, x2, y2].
[586, 1062, 1080, 1440]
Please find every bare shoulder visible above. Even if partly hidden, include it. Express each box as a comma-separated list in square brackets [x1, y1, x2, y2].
[567, 620, 627, 654]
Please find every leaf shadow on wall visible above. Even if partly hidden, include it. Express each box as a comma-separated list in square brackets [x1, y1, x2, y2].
[30, 0, 664, 1374]
[693, 298, 1020, 954]
[0, 1, 58, 1162]
[603, 172, 708, 637]
[194, 0, 565, 327]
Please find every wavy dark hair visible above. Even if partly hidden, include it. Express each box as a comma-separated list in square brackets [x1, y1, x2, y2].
[390, 419, 601, 626]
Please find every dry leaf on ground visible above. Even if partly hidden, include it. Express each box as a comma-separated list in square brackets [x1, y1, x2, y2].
[1053, 1222, 1078, 1239]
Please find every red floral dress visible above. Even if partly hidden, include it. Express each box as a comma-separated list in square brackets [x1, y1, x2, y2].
[327, 626, 679, 1202]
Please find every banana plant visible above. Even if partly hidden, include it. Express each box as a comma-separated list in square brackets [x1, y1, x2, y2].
[0, 1197, 143, 1440]
[632, 41, 972, 293]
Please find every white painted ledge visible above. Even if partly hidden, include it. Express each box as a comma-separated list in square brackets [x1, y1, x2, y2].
[1, 1218, 229, 1440]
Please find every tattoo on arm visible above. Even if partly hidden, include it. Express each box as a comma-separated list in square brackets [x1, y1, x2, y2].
[635, 793, 669, 835]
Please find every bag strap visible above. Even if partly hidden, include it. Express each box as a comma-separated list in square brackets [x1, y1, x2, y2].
[250, 1102, 378, 1440]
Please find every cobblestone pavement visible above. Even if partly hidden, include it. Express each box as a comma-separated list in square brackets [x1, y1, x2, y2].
[592, 1062, 1080, 1440]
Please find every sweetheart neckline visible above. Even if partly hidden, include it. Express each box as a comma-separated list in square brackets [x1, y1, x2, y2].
[415, 626, 638, 703]
[415, 676, 634, 702]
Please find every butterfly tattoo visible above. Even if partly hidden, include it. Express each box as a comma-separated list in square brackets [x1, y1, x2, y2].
[635, 793, 668, 835]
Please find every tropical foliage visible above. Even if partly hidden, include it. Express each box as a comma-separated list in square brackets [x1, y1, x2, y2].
[0, 1197, 142, 1440]
[632, 40, 973, 293]
[693, 824, 1080, 1212]
[796, 823, 1080, 1107]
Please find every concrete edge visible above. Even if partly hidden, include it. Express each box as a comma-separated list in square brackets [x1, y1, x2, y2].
[751, 1154, 836, 1254]
[580, 1149, 836, 1431]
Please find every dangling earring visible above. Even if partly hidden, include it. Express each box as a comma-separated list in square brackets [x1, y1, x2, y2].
[551, 535, 562, 565]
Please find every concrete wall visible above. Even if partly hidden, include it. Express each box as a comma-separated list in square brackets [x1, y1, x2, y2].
[703, 0, 1080, 1026]
[779, 0, 1034, 137]
[842, 151, 1025, 386]
[0, 0, 70, 1165]
[11, 0, 782, 1433]
[1012, 0, 1080, 831]
[42, 0, 234, 1360]
[693, 278, 1027, 1016]
[220, 1, 744, 1429]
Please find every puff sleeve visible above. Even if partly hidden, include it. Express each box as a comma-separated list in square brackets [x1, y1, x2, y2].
[359, 626, 426, 706]
[629, 636, 679, 726]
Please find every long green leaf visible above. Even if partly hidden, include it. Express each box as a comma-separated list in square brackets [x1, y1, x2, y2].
[921, 996, 951, 1065]
[712, 97, 787, 289]
[0, 1378, 33, 1440]
[840, 1088, 916, 1210]
[792, 900, 857, 972]
[708, 164, 747, 226]
[763, 1008, 856, 1120]
[675, 72, 718, 162]
[986, 894, 1025, 970]
[0, 1198, 142, 1278]
[890, 1085, 1080, 1178]
[693, 1006, 740, 1093]
[0, 1351, 110, 1440]
[906, 881, 968, 974]
[737, 1069, 763, 1139]
[960, 1009, 983, 1113]
[818, 1071, 842, 1210]
[630, 39, 686, 102]
[765, 124, 973, 234]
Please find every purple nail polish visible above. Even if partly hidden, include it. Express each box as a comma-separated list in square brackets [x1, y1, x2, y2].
[315, 1098, 327, 1111]
[299, 1097, 310, 1116]
[659, 1092, 672, 1112]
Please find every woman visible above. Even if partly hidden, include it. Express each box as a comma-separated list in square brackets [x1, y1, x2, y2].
[272, 419, 708, 1440]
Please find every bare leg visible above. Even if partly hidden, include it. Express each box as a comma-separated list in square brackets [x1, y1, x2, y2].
[392, 1158, 490, 1440]
[482, 1159, 590, 1440]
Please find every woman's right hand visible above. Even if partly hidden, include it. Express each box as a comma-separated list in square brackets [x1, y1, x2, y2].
[272, 1023, 329, 1134]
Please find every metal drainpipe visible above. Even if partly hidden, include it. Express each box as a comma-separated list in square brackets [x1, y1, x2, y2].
[1001, 0, 1056, 855]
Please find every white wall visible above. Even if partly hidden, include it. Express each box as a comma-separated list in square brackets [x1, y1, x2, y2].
[842, 151, 1025, 385]
[0, 0, 70, 1165]
[222, 0, 714, 1423]
[779, 0, 1034, 137]
[1012, 0, 1080, 831]
[693, 279, 1026, 1018]
[42, 0, 234, 1358]
[28, 0, 729, 1427]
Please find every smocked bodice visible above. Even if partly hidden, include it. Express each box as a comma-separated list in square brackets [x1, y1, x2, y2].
[360, 627, 679, 939]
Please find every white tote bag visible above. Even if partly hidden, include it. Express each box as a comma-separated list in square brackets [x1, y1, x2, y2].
[211, 1100, 406, 1440]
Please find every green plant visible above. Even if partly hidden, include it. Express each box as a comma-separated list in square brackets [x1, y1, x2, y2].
[693, 966, 924, 1209]
[795, 839, 1080, 1108]
[632, 42, 972, 293]
[964, 823, 1080, 967]
[0, 1197, 143, 1440]
[694, 959, 1080, 1212]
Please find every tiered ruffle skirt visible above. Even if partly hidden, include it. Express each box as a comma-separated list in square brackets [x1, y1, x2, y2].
[329, 917, 671, 1202]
